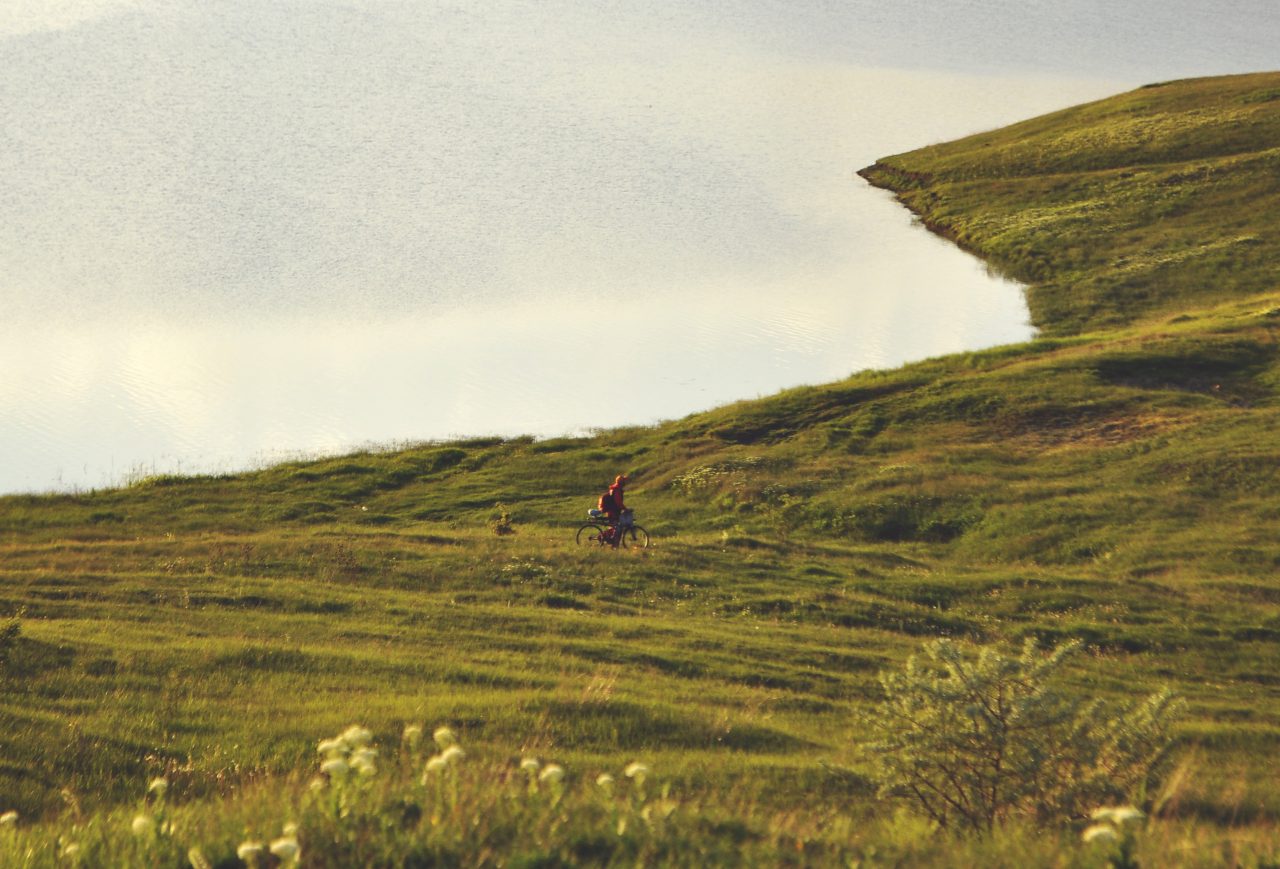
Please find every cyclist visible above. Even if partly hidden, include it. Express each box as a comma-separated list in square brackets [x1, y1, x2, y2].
[597, 474, 629, 545]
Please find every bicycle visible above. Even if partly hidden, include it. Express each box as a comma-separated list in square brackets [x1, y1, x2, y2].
[576, 508, 650, 549]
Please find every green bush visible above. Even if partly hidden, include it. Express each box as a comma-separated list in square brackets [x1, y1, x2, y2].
[490, 503, 516, 536]
[857, 638, 1182, 831]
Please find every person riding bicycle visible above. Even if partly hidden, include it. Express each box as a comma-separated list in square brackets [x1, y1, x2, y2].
[597, 474, 629, 544]
[578, 474, 648, 548]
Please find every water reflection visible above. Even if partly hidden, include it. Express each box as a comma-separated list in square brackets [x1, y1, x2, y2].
[1, 184, 1036, 493]
[0, 3, 1126, 493]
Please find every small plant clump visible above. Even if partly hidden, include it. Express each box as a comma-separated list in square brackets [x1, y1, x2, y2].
[1081, 805, 1146, 869]
[490, 502, 516, 535]
[857, 638, 1183, 831]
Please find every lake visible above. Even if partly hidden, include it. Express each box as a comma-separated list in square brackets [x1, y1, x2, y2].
[2, 1, 1275, 494]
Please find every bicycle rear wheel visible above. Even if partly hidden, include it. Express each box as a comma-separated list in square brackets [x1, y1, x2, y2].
[576, 524, 605, 545]
[619, 525, 650, 549]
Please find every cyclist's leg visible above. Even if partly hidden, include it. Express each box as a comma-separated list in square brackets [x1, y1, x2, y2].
[603, 511, 620, 542]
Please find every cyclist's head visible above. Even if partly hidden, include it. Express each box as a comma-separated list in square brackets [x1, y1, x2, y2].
[615, 474, 629, 486]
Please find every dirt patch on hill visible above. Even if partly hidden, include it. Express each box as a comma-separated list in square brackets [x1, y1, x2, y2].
[1005, 410, 1191, 452]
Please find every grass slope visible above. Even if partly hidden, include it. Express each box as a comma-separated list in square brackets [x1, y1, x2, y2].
[861, 70, 1280, 334]
[3, 72, 1280, 863]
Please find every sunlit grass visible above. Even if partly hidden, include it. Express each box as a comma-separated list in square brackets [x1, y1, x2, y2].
[2, 70, 1280, 863]
[2, 722, 1279, 866]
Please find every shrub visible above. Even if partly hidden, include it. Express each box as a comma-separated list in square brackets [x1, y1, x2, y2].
[857, 638, 1182, 831]
[490, 503, 516, 536]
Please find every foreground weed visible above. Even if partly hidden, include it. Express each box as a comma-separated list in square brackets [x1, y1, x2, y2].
[858, 638, 1183, 830]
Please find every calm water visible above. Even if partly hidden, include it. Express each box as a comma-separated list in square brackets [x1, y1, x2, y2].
[2, 2, 1276, 493]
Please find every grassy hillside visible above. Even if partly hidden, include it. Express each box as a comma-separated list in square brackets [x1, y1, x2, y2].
[4, 72, 1280, 864]
[861, 70, 1280, 334]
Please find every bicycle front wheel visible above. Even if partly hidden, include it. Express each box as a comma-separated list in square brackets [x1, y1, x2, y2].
[619, 525, 650, 549]
[576, 524, 605, 545]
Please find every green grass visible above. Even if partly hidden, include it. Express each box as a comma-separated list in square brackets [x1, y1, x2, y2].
[4, 71, 1280, 864]
[860, 70, 1280, 334]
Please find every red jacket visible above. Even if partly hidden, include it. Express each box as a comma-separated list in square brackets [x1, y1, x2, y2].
[607, 483, 626, 514]
[599, 475, 628, 518]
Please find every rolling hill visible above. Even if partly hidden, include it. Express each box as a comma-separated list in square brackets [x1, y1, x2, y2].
[3, 71, 1280, 865]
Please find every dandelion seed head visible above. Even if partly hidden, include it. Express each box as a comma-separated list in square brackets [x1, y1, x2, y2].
[131, 814, 155, 837]
[1082, 824, 1118, 844]
[539, 763, 565, 785]
[432, 726, 457, 749]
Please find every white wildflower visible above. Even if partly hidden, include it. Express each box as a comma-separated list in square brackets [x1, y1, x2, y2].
[1082, 824, 1118, 844]
[236, 841, 264, 861]
[439, 745, 465, 765]
[281, 822, 298, 837]
[403, 724, 424, 748]
[641, 800, 678, 822]
[624, 762, 650, 781]
[1113, 807, 1145, 825]
[424, 755, 448, 775]
[308, 776, 327, 792]
[340, 725, 373, 748]
[520, 758, 540, 775]
[432, 726, 457, 748]
[0, 811, 16, 828]
[131, 814, 155, 837]
[539, 764, 565, 785]
[269, 836, 300, 862]
[148, 777, 169, 798]
[187, 846, 212, 869]
[317, 738, 345, 756]
[1091, 806, 1145, 825]
[60, 843, 80, 858]
[596, 773, 615, 793]
[320, 758, 349, 777]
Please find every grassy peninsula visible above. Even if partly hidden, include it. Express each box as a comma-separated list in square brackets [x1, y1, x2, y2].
[4, 72, 1280, 865]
